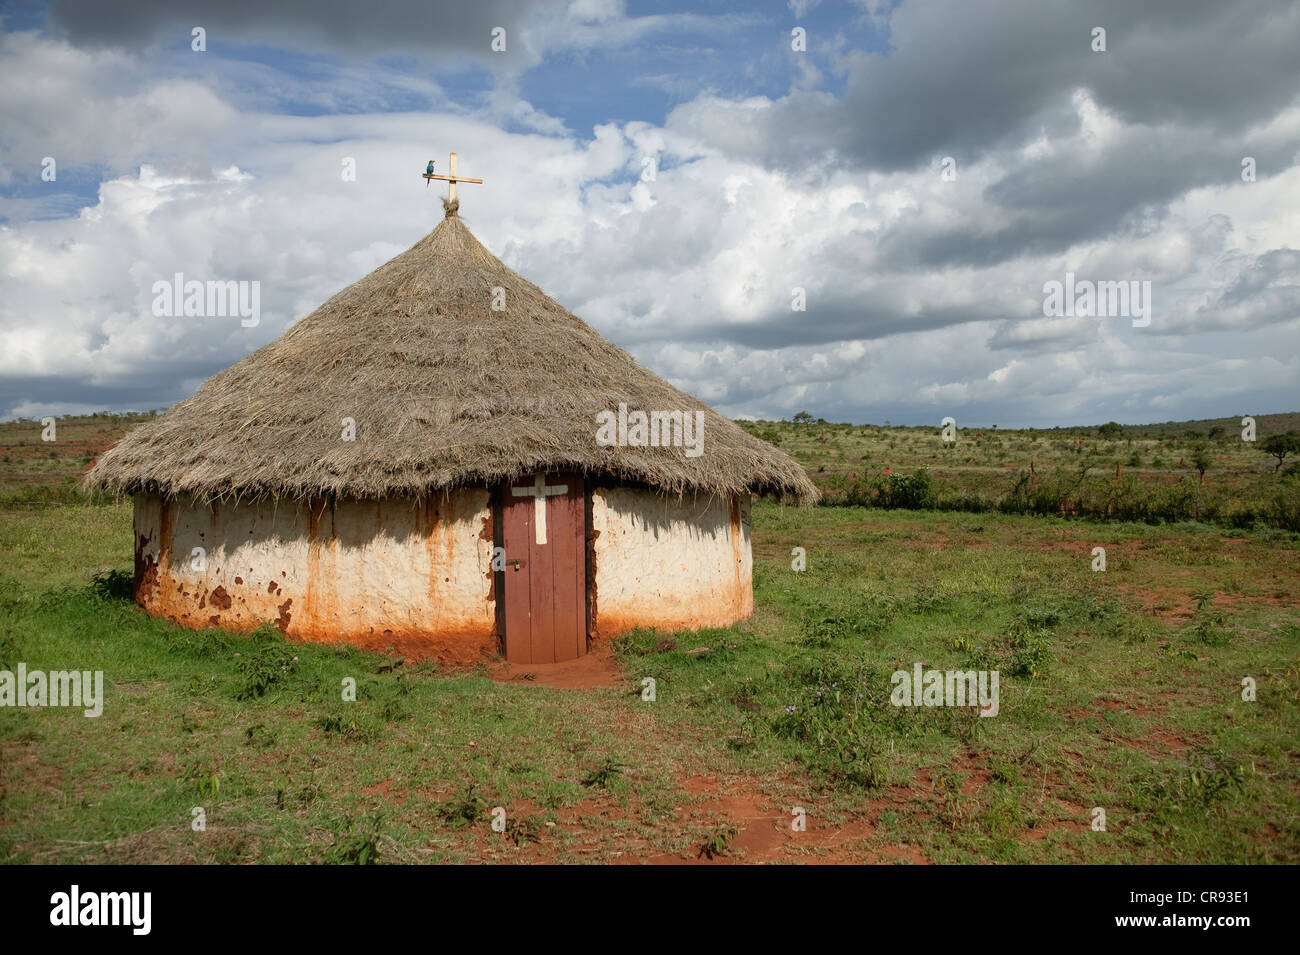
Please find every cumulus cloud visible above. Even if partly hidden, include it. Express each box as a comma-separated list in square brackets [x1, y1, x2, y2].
[1, 2, 1298, 427]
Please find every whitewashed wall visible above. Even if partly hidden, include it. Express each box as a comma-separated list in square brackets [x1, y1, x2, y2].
[591, 488, 752, 637]
[132, 484, 757, 659]
[132, 491, 497, 662]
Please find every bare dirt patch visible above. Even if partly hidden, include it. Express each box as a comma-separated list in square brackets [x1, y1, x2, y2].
[486, 644, 623, 689]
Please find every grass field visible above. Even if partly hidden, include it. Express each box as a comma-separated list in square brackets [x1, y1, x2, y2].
[0, 414, 1297, 863]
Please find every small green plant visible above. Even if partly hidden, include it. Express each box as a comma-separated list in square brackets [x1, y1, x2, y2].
[800, 611, 876, 647]
[88, 569, 133, 602]
[244, 722, 275, 748]
[503, 814, 545, 848]
[434, 784, 487, 829]
[772, 661, 889, 787]
[697, 825, 737, 859]
[1185, 762, 1248, 803]
[182, 764, 220, 798]
[581, 758, 625, 789]
[1008, 623, 1052, 678]
[1188, 595, 1232, 647]
[990, 762, 1022, 785]
[323, 813, 381, 865]
[318, 712, 349, 734]
[933, 771, 966, 829]
[234, 623, 299, 700]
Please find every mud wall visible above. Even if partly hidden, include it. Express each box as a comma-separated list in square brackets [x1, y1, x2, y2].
[132, 491, 496, 663]
[590, 488, 752, 638]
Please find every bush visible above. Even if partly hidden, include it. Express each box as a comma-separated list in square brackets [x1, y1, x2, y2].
[1270, 474, 1300, 532]
[1008, 622, 1052, 678]
[876, 469, 934, 509]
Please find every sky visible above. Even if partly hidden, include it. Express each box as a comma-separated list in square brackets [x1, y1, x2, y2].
[0, 0, 1297, 427]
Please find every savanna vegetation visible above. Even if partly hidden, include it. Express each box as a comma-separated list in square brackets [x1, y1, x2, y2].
[0, 413, 1296, 863]
[736, 412, 1300, 530]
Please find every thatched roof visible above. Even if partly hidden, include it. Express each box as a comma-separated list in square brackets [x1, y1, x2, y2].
[86, 204, 816, 504]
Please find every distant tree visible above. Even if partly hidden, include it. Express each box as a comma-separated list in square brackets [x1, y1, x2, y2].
[1208, 426, 1225, 440]
[1260, 432, 1300, 472]
[791, 411, 814, 425]
[1097, 421, 1123, 440]
[1191, 445, 1211, 483]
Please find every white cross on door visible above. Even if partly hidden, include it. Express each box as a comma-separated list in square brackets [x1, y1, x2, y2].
[510, 474, 569, 545]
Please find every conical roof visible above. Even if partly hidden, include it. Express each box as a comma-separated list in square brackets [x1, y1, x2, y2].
[86, 209, 816, 504]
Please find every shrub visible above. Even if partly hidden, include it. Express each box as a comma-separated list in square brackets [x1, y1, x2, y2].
[877, 468, 933, 509]
[1270, 474, 1300, 531]
[1008, 622, 1052, 678]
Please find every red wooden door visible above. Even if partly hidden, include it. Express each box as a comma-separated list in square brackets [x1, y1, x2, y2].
[501, 472, 585, 664]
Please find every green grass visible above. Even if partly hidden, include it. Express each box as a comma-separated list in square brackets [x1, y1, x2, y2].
[615, 506, 1300, 861]
[2, 500, 1297, 863]
[0, 566, 689, 863]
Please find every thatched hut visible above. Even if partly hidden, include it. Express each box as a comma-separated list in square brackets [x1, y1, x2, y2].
[86, 200, 815, 665]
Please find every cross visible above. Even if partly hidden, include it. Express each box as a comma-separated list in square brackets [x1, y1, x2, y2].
[422, 151, 483, 202]
[511, 474, 568, 546]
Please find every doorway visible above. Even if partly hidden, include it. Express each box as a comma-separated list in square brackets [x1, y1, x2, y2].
[500, 472, 586, 663]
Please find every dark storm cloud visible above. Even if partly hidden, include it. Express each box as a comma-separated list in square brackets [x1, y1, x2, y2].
[644, 300, 1001, 350]
[47, 0, 559, 62]
[0, 357, 228, 417]
[650, 0, 1300, 287]
[877, 131, 1298, 272]
[674, 0, 1300, 174]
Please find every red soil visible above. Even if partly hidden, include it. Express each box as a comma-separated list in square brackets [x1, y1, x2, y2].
[487, 644, 623, 689]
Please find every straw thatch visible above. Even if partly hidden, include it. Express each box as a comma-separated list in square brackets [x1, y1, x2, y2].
[86, 206, 817, 504]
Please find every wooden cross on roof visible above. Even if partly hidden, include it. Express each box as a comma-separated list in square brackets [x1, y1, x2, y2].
[422, 152, 483, 202]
